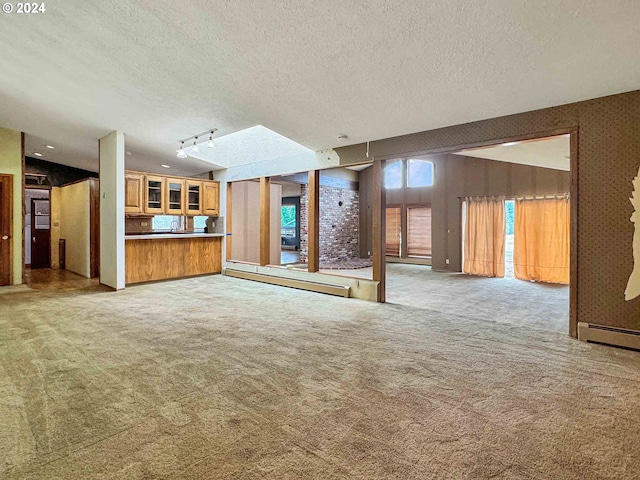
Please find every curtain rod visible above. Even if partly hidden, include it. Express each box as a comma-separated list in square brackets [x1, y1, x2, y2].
[458, 193, 569, 200]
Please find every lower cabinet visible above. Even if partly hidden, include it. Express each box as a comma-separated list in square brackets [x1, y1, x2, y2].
[125, 236, 222, 284]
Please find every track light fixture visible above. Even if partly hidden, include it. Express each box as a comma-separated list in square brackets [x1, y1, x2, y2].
[176, 128, 218, 158]
[207, 129, 218, 148]
[176, 141, 187, 159]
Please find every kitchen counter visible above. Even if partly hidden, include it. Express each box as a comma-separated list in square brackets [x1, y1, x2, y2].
[125, 234, 223, 284]
[125, 233, 224, 240]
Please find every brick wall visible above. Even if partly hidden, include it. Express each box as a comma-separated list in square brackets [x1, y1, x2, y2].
[300, 184, 360, 263]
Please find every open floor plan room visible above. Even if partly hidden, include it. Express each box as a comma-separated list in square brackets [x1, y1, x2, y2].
[3, 1, 640, 478]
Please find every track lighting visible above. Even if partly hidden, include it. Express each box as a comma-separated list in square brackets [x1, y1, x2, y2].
[207, 129, 217, 149]
[177, 142, 187, 159]
[191, 137, 200, 153]
[176, 128, 217, 158]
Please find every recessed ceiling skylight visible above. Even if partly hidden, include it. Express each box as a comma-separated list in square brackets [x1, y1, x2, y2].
[186, 125, 313, 169]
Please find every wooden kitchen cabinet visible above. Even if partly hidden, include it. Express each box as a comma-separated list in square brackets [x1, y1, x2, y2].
[145, 175, 165, 214]
[165, 178, 186, 214]
[186, 181, 203, 215]
[126, 170, 220, 217]
[125, 172, 144, 214]
[202, 181, 220, 216]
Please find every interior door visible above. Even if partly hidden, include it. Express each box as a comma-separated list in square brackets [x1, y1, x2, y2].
[31, 198, 50, 269]
[0, 175, 12, 285]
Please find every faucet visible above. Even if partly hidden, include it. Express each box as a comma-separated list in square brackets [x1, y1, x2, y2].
[170, 219, 180, 233]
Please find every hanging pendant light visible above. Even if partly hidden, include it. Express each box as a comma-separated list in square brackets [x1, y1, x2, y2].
[191, 137, 200, 153]
[177, 141, 187, 159]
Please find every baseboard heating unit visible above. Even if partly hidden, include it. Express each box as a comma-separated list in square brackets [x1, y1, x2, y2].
[577, 322, 640, 351]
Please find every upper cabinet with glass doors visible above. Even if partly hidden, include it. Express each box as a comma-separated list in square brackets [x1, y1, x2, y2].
[124, 170, 219, 216]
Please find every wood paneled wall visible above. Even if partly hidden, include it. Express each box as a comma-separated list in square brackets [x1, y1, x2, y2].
[360, 154, 570, 271]
[125, 237, 222, 284]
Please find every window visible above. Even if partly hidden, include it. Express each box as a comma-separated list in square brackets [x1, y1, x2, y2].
[407, 159, 434, 188]
[384, 161, 403, 189]
[281, 205, 296, 237]
[152, 215, 208, 231]
[152, 215, 174, 231]
[385, 206, 402, 256]
[193, 216, 208, 231]
[407, 206, 432, 257]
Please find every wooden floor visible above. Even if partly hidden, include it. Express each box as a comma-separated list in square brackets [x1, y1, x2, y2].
[24, 268, 104, 291]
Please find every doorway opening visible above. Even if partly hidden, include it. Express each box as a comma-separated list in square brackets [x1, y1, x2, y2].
[26, 188, 51, 269]
[384, 133, 572, 334]
[281, 196, 300, 265]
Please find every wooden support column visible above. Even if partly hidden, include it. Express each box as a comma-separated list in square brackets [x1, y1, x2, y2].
[308, 170, 320, 272]
[226, 182, 232, 261]
[260, 177, 270, 266]
[372, 159, 386, 302]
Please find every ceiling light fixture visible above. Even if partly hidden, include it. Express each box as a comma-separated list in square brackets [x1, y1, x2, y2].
[503, 141, 519, 147]
[161, 164, 171, 169]
[33, 152, 43, 157]
[207, 129, 217, 149]
[177, 128, 218, 157]
[45, 145, 55, 149]
[177, 142, 187, 159]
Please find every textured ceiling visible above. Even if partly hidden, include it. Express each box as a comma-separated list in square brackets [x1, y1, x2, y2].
[454, 135, 570, 171]
[1, 1, 640, 176]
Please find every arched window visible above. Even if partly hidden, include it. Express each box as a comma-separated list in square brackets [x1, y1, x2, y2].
[407, 159, 434, 188]
[384, 160, 402, 189]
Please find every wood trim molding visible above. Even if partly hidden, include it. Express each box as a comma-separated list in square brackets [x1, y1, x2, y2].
[60, 176, 100, 188]
[569, 128, 579, 338]
[89, 178, 100, 278]
[259, 177, 270, 266]
[366, 127, 578, 163]
[372, 159, 386, 302]
[226, 182, 232, 261]
[272, 172, 358, 191]
[21, 132, 25, 284]
[308, 170, 320, 273]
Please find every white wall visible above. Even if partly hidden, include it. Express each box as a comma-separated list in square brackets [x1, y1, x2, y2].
[59, 181, 91, 277]
[218, 149, 343, 183]
[99, 131, 125, 289]
[0, 127, 23, 285]
[280, 181, 302, 197]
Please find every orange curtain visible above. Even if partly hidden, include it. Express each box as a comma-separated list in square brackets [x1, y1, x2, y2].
[513, 196, 570, 284]
[463, 197, 505, 277]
